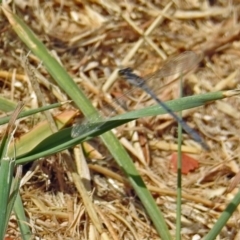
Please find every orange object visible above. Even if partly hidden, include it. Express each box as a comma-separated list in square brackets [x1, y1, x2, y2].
[170, 152, 199, 174]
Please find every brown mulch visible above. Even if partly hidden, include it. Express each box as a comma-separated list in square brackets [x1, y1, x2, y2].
[1, 0, 240, 239]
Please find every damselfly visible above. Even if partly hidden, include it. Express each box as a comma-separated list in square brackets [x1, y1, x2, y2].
[72, 51, 209, 150]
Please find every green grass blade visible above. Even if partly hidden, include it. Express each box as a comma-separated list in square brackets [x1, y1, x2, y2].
[0, 102, 27, 239]
[14, 90, 234, 163]
[5, 166, 23, 238]
[0, 157, 15, 238]
[0, 102, 64, 125]
[2, 8, 173, 239]
[176, 78, 183, 240]
[107, 131, 173, 239]
[2, 7, 96, 118]
[14, 193, 32, 239]
[203, 190, 240, 240]
[0, 96, 20, 112]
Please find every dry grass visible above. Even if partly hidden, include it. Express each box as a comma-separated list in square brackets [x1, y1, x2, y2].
[1, 0, 240, 239]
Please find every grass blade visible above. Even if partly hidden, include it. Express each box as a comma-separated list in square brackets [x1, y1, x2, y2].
[204, 190, 240, 240]
[2, 7, 172, 239]
[0, 102, 28, 239]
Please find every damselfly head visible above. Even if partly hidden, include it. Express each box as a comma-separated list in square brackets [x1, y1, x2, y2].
[118, 68, 133, 77]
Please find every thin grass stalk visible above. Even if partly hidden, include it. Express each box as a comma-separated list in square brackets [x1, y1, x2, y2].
[176, 78, 183, 240]
[0, 102, 63, 126]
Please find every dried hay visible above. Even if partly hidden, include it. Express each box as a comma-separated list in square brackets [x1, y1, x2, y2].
[1, 0, 240, 239]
